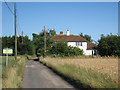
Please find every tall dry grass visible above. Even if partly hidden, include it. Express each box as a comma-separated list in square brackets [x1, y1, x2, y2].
[40, 56, 118, 88]
[2, 56, 26, 88]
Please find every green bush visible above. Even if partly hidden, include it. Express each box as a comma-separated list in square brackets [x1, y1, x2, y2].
[48, 41, 83, 57]
[2, 35, 34, 55]
[34, 30, 83, 57]
[36, 48, 44, 57]
[97, 34, 120, 56]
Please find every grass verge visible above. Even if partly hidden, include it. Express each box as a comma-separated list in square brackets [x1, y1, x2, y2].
[39, 57, 118, 88]
[2, 56, 27, 88]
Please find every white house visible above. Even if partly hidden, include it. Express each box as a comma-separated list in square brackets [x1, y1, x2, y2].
[52, 30, 97, 55]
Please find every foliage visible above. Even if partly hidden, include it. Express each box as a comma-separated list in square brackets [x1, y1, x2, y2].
[32, 29, 56, 57]
[79, 32, 93, 43]
[97, 34, 120, 56]
[33, 30, 83, 57]
[2, 35, 34, 55]
[2, 31, 120, 57]
[48, 41, 83, 57]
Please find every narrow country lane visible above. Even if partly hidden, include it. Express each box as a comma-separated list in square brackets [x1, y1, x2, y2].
[22, 58, 74, 88]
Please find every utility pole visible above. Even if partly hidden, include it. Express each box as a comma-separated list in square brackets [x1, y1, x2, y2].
[44, 26, 46, 57]
[22, 31, 23, 55]
[14, 2, 17, 60]
[22, 31, 23, 44]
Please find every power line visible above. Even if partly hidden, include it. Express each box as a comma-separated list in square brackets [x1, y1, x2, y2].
[4, 1, 23, 38]
[4, 0, 14, 15]
[4, 0, 21, 32]
[17, 15, 22, 35]
[16, 16, 21, 36]
[16, 4, 23, 37]
[15, 5, 21, 37]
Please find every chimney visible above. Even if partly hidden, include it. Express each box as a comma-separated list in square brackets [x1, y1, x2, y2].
[60, 31, 63, 35]
[67, 30, 70, 36]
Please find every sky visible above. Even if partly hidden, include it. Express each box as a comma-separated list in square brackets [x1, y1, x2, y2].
[2, 2, 118, 42]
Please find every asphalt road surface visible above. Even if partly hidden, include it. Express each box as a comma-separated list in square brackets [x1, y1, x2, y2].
[22, 59, 74, 88]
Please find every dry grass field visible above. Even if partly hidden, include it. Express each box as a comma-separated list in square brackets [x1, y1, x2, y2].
[40, 56, 118, 88]
[2, 56, 26, 88]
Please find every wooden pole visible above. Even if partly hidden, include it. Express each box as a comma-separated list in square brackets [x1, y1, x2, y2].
[44, 26, 46, 57]
[22, 31, 23, 55]
[14, 3, 17, 60]
[22, 31, 23, 44]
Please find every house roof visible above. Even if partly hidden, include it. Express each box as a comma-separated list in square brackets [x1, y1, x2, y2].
[51, 35, 87, 42]
[87, 43, 97, 50]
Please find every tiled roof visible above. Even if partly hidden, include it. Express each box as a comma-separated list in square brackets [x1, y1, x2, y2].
[51, 35, 87, 42]
[87, 43, 97, 50]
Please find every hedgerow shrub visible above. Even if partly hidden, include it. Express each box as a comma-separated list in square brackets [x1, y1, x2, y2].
[97, 34, 120, 56]
[48, 41, 83, 57]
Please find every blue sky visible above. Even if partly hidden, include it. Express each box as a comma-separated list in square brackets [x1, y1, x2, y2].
[2, 2, 118, 42]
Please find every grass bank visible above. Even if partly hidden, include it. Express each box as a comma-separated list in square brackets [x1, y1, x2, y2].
[2, 56, 27, 88]
[39, 56, 118, 88]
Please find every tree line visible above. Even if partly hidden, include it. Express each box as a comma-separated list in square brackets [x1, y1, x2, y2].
[2, 30, 120, 57]
[32, 30, 83, 57]
[2, 35, 34, 55]
[97, 34, 120, 56]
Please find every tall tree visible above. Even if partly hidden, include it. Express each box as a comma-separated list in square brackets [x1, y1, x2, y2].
[2, 35, 34, 55]
[97, 34, 120, 56]
[79, 32, 93, 43]
[32, 29, 55, 57]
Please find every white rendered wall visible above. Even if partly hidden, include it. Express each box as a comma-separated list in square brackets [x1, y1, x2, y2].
[67, 42, 97, 55]
[85, 50, 93, 55]
[67, 42, 87, 55]
[84, 50, 98, 55]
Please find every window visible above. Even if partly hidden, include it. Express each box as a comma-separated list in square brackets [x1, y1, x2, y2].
[80, 42, 82, 46]
[76, 42, 82, 46]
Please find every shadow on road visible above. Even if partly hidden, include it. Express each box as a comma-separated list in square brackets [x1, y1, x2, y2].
[28, 57, 39, 61]
[28, 57, 92, 89]
[37, 59, 92, 89]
